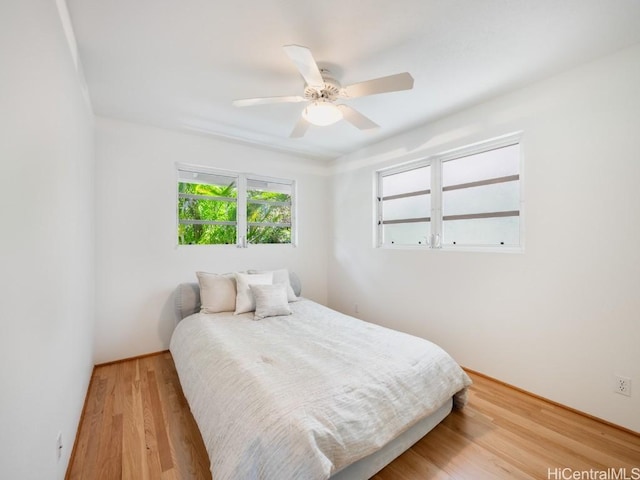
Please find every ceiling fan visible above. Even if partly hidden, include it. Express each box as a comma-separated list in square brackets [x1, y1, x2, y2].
[232, 45, 414, 138]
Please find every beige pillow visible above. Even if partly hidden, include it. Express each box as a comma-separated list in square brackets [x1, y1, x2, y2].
[196, 272, 237, 313]
[248, 268, 298, 302]
[250, 284, 292, 320]
[234, 272, 273, 314]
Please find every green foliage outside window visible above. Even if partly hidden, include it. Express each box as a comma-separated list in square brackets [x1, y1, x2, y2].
[178, 181, 292, 245]
[178, 182, 237, 245]
[247, 188, 292, 244]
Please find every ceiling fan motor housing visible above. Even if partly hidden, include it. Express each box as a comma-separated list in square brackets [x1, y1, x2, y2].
[304, 69, 342, 102]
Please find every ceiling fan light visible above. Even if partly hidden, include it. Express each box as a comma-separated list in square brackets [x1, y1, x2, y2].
[302, 101, 343, 126]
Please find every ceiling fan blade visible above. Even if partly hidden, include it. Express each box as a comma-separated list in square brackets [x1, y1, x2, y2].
[343, 72, 414, 99]
[290, 117, 310, 138]
[283, 44, 324, 89]
[337, 105, 379, 130]
[232, 95, 305, 107]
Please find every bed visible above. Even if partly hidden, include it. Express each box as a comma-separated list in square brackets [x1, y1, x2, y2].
[170, 271, 471, 480]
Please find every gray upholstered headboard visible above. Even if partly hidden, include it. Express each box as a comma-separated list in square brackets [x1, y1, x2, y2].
[175, 271, 302, 321]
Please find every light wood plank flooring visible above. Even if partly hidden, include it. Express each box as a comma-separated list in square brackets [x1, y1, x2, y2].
[67, 352, 640, 479]
[67, 352, 210, 480]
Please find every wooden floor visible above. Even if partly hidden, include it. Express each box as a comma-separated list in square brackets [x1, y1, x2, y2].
[67, 352, 640, 480]
[67, 352, 210, 480]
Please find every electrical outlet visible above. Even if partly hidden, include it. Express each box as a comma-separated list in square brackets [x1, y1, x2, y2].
[354, 303, 359, 314]
[56, 432, 63, 461]
[614, 375, 631, 397]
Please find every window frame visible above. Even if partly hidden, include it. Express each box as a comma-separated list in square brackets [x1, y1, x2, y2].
[376, 133, 524, 253]
[376, 159, 433, 247]
[176, 163, 297, 247]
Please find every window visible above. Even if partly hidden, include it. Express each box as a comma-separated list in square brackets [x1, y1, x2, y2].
[377, 134, 522, 250]
[177, 164, 295, 246]
[178, 170, 238, 245]
[441, 144, 520, 247]
[246, 178, 294, 244]
[379, 163, 432, 246]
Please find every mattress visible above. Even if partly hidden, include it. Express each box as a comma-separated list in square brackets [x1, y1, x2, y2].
[170, 297, 471, 480]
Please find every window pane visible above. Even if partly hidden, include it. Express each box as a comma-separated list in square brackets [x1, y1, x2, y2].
[443, 217, 519, 246]
[178, 197, 237, 222]
[248, 226, 291, 244]
[383, 222, 430, 246]
[443, 181, 519, 216]
[382, 165, 430, 197]
[178, 180, 237, 197]
[383, 194, 430, 221]
[247, 178, 293, 244]
[442, 144, 519, 187]
[247, 189, 292, 202]
[178, 224, 237, 245]
[247, 178, 292, 196]
[247, 202, 291, 223]
[178, 178, 238, 245]
[178, 171, 238, 190]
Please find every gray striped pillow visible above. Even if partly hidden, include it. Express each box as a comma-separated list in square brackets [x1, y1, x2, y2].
[250, 284, 292, 320]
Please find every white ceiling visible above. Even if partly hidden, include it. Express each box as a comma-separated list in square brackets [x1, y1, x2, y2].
[66, 0, 640, 160]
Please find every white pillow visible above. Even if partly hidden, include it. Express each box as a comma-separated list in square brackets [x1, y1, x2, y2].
[234, 272, 273, 314]
[196, 272, 237, 313]
[248, 268, 298, 302]
[250, 284, 292, 320]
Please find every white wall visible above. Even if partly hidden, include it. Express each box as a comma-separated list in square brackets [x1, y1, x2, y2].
[328, 44, 640, 432]
[94, 117, 330, 363]
[0, 1, 95, 478]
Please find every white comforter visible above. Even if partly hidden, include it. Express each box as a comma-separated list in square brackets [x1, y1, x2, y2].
[170, 299, 471, 480]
